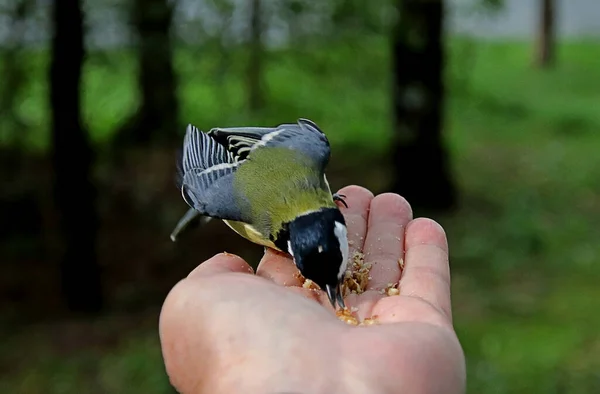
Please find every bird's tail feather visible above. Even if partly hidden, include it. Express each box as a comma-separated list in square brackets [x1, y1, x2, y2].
[170, 208, 212, 242]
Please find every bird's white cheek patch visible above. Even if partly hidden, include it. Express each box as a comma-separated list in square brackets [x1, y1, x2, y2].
[334, 221, 349, 280]
[287, 240, 295, 259]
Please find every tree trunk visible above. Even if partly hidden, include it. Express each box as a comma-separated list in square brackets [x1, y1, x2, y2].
[390, 0, 456, 211]
[536, 0, 556, 68]
[0, 0, 32, 149]
[119, 0, 178, 146]
[248, 0, 264, 112]
[50, 0, 103, 312]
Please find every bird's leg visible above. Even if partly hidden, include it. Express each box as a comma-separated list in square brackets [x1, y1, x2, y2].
[333, 193, 348, 208]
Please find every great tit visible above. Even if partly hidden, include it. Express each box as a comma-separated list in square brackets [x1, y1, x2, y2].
[171, 118, 349, 309]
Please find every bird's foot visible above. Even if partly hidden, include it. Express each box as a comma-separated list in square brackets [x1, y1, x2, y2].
[333, 193, 348, 208]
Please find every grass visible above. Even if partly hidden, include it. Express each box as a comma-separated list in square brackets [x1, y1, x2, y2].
[0, 317, 174, 394]
[2, 37, 600, 393]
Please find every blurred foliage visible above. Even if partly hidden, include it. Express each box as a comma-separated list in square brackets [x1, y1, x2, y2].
[1, 0, 600, 393]
[2, 37, 600, 393]
[480, 0, 504, 11]
[0, 39, 394, 152]
[0, 316, 175, 393]
[0, 0, 34, 147]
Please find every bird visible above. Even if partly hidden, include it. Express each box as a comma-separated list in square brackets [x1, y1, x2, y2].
[170, 118, 349, 309]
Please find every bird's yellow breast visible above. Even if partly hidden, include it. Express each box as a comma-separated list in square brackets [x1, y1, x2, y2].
[222, 219, 282, 251]
[232, 147, 335, 237]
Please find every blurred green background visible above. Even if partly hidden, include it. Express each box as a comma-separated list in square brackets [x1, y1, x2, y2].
[1, 0, 599, 392]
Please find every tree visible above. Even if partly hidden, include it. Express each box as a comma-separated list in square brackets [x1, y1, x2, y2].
[536, 0, 556, 68]
[116, 0, 178, 146]
[50, 0, 103, 312]
[0, 0, 33, 149]
[390, 0, 456, 211]
[248, 0, 265, 112]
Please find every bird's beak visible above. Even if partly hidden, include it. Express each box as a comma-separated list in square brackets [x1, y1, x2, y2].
[325, 283, 346, 310]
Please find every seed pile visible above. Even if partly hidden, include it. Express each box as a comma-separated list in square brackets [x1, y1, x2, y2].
[341, 251, 372, 296]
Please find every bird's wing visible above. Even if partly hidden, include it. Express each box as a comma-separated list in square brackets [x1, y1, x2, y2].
[207, 118, 331, 170]
[176, 124, 249, 221]
[207, 126, 275, 161]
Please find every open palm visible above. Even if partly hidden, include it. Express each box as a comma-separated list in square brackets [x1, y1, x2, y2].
[159, 186, 466, 394]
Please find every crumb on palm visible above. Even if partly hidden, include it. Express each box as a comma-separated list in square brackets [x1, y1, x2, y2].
[381, 282, 400, 296]
[387, 287, 400, 296]
[359, 316, 380, 326]
[336, 307, 380, 327]
[297, 272, 320, 290]
[302, 278, 318, 290]
[336, 307, 359, 326]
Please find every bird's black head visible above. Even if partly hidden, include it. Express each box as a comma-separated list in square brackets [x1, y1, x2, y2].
[287, 208, 349, 309]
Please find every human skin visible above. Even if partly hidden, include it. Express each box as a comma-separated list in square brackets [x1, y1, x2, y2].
[159, 185, 466, 394]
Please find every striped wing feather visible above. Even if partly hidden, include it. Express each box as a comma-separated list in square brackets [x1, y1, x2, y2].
[177, 125, 246, 221]
[207, 118, 330, 169]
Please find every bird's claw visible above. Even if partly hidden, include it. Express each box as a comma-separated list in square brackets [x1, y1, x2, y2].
[333, 193, 348, 208]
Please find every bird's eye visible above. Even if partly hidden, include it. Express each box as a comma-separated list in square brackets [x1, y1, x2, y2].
[317, 245, 324, 253]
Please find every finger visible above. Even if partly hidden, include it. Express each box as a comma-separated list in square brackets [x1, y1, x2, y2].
[336, 185, 374, 256]
[287, 286, 330, 306]
[256, 248, 304, 286]
[254, 256, 337, 312]
[187, 252, 254, 279]
[363, 193, 413, 291]
[343, 289, 384, 320]
[399, 218, 452, 321]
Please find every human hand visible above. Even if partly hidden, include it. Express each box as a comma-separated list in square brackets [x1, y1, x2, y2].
[159, 186, 466, 394]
